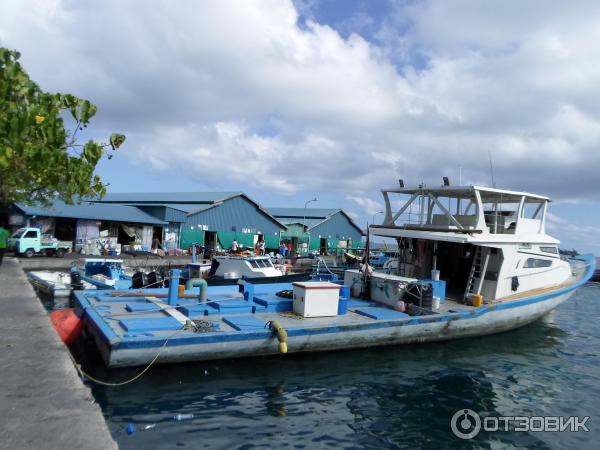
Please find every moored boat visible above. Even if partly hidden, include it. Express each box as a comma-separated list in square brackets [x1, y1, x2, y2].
[27, 270, 95, 297]
[71, 183, 595, 368]
[184, 255, 311, 286]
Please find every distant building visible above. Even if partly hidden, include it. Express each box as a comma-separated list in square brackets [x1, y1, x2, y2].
[267, 208, 364, 255]
[9, 201, 168, 252]
[8, 193, 364, 255]
[97, 192, 287, 252]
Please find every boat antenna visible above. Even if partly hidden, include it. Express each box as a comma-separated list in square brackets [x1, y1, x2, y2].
[488, 149, 496, 188]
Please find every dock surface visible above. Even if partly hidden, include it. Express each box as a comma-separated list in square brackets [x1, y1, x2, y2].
[0, 257, 116, 450]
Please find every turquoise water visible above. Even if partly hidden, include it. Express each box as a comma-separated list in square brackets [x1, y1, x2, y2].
[77, 284, 600, 449]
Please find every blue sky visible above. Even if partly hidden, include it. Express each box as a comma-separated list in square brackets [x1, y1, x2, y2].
[2, 0, 600, 253]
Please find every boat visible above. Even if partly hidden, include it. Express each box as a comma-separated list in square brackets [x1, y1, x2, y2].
[27, 270, 95, 298]
[71, 183, 595, 368]
[27, 258, 134, 297]
[77, 258, 133, 290]
[183, 255, 311, 286]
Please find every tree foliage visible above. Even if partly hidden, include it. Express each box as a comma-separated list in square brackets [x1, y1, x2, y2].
[0, 47, 125, 205]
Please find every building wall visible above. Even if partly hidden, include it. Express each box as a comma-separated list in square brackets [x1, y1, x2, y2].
[311, 211, 363, 243]
[184, 196, 283, 234]
[180, 196, 284, 250]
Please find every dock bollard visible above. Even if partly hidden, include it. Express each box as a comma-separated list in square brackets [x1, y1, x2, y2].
[167, 269, 181, 306]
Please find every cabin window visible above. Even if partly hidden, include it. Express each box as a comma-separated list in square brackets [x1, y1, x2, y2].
[523, 258, 553, 268]
[540, 246, 558, 254]
[24, 230, 37, 238]
[249, 260, 259, 268]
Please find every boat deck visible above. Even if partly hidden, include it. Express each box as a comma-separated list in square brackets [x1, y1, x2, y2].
[73, 255, 595, 367]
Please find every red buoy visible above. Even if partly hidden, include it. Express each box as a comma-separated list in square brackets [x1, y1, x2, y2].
[50, 308, 84, 345]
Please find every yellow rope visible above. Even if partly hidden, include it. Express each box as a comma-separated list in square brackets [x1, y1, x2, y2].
[67, 326, 186, 387]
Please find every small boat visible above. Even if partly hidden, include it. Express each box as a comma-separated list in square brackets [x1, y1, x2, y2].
[28, 259, 134, 297]
[183, 255, 311, 286]
[27, 270, 95, 298]
[78, 258, 133, 290]
[72, 183, 595, 368]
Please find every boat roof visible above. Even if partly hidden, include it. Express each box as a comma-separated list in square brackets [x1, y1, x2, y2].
[381, 185, 550, 202]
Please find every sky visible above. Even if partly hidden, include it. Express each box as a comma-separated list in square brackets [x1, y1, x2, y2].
[1, 0, 600, 253]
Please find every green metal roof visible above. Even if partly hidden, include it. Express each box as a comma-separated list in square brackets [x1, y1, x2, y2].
[15, 201, 168, 225]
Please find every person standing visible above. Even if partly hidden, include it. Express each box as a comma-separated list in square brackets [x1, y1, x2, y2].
[231, 240, 239, 253]
[0, 224, 8, 267]
[258, 240, 265, 256]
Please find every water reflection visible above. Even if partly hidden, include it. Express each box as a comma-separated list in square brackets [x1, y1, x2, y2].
[31, 284, 599, 449]
[87, 317, 575, 449]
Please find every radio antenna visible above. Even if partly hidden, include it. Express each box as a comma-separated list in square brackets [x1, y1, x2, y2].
[488, 149, 496, 188]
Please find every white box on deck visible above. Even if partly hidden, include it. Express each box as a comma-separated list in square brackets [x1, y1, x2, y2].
[293, 281, 341, 317]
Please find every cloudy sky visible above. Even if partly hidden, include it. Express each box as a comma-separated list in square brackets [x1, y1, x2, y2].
[2, 0, 600, 252]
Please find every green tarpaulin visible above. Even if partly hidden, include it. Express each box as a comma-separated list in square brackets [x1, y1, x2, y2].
[180, 229, 204, 249]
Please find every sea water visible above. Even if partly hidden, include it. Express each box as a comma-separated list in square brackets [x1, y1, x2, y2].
[46, 284, 600, 449]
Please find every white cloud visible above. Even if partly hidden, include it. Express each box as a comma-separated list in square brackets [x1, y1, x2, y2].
[547, 212, 600, 251]
[2, 0, 600, 207]
[346, 195, 383, 217]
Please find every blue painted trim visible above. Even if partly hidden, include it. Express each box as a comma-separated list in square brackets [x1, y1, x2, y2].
[86, 255, 596, 353]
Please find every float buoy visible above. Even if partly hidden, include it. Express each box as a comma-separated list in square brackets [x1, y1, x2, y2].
[50, 308, 83, 345]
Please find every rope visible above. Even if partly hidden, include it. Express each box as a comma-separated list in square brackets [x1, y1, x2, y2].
[316, 256, 335, 275]
[67, 326, 186, 386]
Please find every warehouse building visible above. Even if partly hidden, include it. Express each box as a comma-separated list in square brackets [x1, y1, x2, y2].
[267, 208, 364, 255]
[9, 201, 169, 254]
[97, 192, 287, 252]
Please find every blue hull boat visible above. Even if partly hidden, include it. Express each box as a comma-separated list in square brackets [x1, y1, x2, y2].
[72, 254, 594, 368]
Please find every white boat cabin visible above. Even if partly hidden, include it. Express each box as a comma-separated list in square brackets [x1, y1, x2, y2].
[370, 184, 572, 303]
[212, 255, 283, 279]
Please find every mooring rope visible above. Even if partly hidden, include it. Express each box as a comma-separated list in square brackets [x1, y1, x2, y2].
[67, 326, 187, 387]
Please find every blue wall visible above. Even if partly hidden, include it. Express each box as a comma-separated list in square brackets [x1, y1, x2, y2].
[311, 211, 362, 242]
[136, 206, 187, 223]
[184, 196, 284, 235]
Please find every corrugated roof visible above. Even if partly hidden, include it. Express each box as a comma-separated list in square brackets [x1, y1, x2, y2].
[267, 207, 340, 219]
[15, 201, 167, 225]
[269, 207, 364, 235]
[277, 217, 325, 228]
[108, 202, 211, 213]
[99, 192, 241, 204]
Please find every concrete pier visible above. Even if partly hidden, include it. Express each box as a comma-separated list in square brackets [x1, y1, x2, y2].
[0, 257, 116, 450]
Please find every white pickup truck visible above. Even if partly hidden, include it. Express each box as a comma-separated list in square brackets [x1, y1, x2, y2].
[7, 227, 72, 258]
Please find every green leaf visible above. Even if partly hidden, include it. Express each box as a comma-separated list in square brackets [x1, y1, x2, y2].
[0, 46, 126, 205]
[110, 133, 126, 149]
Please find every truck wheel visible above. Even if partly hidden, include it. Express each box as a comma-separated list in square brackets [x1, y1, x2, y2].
[24, 248, 35, 258]
[55, 248, 65, 258]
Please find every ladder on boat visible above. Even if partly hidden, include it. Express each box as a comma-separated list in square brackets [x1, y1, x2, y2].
[464, 246, 490, 300]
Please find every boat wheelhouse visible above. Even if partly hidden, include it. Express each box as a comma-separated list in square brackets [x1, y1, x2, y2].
[370, 183, 570, 303]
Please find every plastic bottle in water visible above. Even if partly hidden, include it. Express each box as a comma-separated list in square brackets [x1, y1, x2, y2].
[174, 413, 194, 421]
